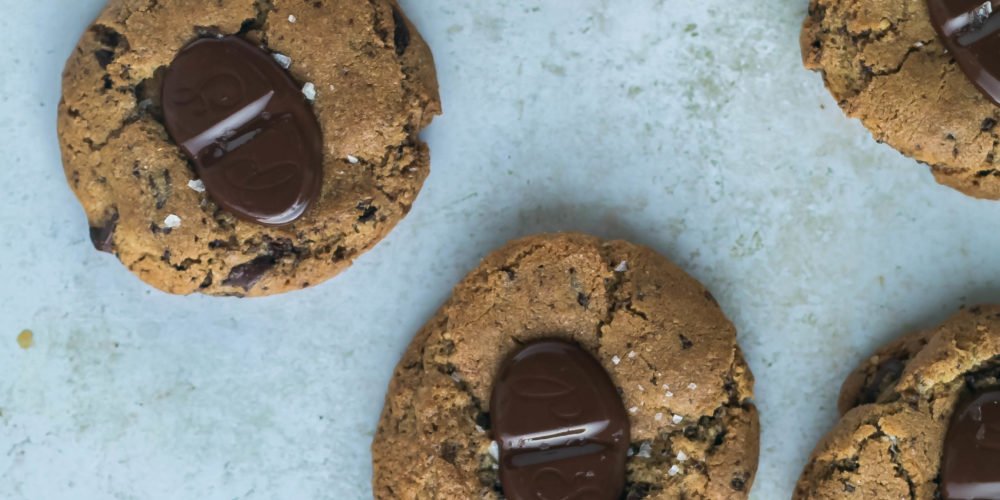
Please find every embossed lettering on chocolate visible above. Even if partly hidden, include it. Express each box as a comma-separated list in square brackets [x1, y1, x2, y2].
[928, 0, 1000, 106]
[941, 389, 1000, 500]
[491, 340, 630, 500]
[162, 36, 323, 226]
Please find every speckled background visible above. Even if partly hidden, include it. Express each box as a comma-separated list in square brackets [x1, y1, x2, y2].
[2, 0, 1000, 498]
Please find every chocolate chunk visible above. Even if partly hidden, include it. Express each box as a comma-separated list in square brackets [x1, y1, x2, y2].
[161, 36, 323, 226]
[391, 7, 411, 55]
[941, 389, 1000, 499]
[89, 213, 119, 253]
[223, 255, 276, 290]
[927, 0, 1000, 105]
[857, 357, 906, 406]
[490, 340, 630, 500]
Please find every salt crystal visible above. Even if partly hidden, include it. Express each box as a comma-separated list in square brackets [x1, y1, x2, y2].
[665, 391, 674, 398]
[187, 179, 205, 193]
[347, 155, 360, 164]
[163, 214, 181, 229]
[611, 355, 621, 365]
[668, 465, 681, 476]
[272, 53, 292, 69]
[654, 413, 663, 421]
[302, 82, 317, 101]
[629, 406, 638, 414]
[687, 383, 698, 390]
[672, 414, 683, 424]
[288, 14, 297, 23]
[637, 384, 644, 392]
[628, 351, 637, 359]
[488, 441, 499, 461]
[677, 451, 688, 462]
[636, 442, 652, 458]
[614, 261, 628, 272]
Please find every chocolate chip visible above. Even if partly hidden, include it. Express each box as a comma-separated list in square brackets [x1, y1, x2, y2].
[983, 118, 998, 132]
[857, 357, 905, 407]
[731, 476, 746, 491]
[577, 292, 590, 307]
[357, 201, 378, 223]
[625, 482, 654, 499]
[161, 36, 324, 226]
[440, 442, 458, 464]
[391, 7, 411, 55]
[474, 411, 491, 431]
[223, 255, 277, 290]
[88, 213, 119, 253]
[94, 49, 114, 69]
[679, 334, 694, 349]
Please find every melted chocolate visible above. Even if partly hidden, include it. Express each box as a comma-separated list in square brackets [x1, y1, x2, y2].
[927, 0, 1000, 105]
[161, 36, 323, 226]
[490, 340, 630, 500]
[941, 389, 1000, 499]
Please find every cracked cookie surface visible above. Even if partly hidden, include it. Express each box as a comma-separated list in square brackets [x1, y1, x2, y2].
[795, 305, 1000, 499]
[59, 0, 440, 296]
[801, 0, 1000, 199]
[372, 233, 759, 499]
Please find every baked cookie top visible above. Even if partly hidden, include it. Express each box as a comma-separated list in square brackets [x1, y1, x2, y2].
[795, 305, 1000, 499]
[801, 0, 1000, 199]
[59, 0, 440, 296]
[372, 233, 758, 499]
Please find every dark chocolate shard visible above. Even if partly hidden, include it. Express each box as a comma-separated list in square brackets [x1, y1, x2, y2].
[89, 212, 119, 253]
[223, 255, 276, 290]
[392, 7, 411, 55]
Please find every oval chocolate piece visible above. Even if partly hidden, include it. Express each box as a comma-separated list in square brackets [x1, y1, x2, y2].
[490, 340, 630, 500]
[941, 389, 1000, 499]
[928, 0, 1000, 106]
[161, 36, 323, 226]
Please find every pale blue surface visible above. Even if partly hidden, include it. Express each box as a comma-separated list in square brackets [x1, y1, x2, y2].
[2, 1, 1000, 498]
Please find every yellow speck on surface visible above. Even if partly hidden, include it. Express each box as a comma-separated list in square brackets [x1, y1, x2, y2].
[17, 329, 33, 349]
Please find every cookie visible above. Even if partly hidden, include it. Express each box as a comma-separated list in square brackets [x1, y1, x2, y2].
[372, 233, 759, 499]
[801, 0, 1000, 199]
[795, 305, 1000, 499]
[58, 0, 440, 296]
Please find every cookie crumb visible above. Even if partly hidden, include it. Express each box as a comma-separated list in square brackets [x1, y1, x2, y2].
[668, 465, 682, 476]
[302, 82, 317, 101]
[288, 14, 297, 23]
[163, 215, 182, 229]
[187, 179, 205, 193]
[611, 355, 621, 365]
[272, 53, 292, 69]
[672, 414, 683, 424]
[347, 155, 360, 164]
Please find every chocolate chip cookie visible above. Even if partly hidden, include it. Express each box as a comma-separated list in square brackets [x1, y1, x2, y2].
[58, 0, 440, 296]
[801, 0, 1000, 199]
[372, 233, 759, 499]
[795, 305, 1000, 499]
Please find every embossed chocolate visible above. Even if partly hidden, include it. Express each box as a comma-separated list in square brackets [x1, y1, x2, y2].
[941, 389, 1000, 499]
[161, 36, 323, 226]
[927, 0, 1000, 105]
[490, 340, 630, 500]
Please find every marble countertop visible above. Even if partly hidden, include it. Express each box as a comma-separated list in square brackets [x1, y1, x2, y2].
[4, 0, 1000, 498]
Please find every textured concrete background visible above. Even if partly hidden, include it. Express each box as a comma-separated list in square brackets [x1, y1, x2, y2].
[3, 0, 1000, 498]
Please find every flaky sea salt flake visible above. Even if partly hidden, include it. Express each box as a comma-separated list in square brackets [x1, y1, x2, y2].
[677, 451, 688, 462]
[187, 179, 205, 193]
[614, 261, 628, 272]
[163, 214, 181, 229]
[272, 53, 292, 69]
[668, 465, 682, 476]
[302, 82, 317, 101]
[672, 414, 683, 424]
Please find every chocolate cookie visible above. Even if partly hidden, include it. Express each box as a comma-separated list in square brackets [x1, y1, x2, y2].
[795, 305, 1000, 499]
[372, 233, 759, 499]
[801, 0, 1000, 199]
[58, 0, 440, 296]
